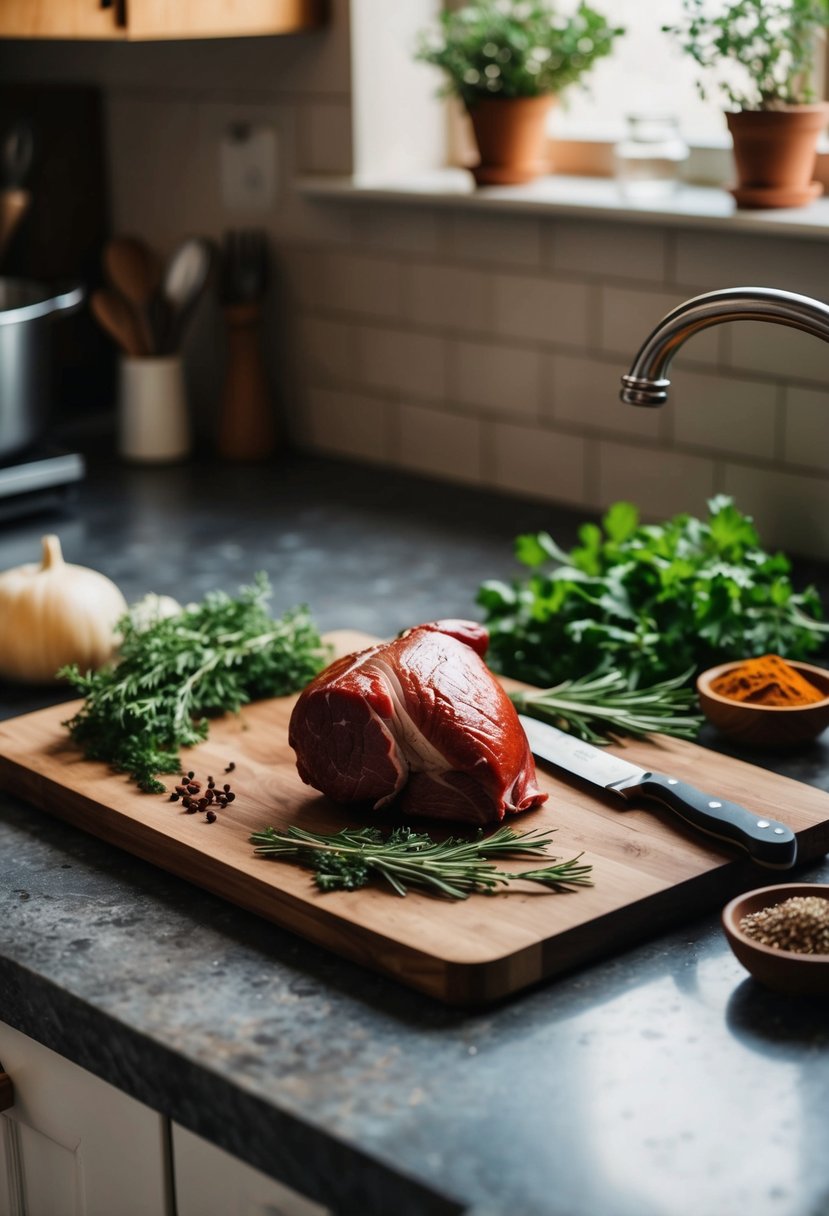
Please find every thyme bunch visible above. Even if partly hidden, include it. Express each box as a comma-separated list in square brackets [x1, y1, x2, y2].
[60, 574, 328, 792]
[250, 824, 593, 900]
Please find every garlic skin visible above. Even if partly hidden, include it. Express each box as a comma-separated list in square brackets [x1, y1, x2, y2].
[0, 535, 128, 683]
[128, 592, 182, 632]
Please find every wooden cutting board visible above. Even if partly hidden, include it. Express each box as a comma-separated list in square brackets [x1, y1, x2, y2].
[1, 629, 829, 1005]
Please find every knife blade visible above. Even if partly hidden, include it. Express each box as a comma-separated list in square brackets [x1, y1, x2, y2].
[518, 713, 797, 869]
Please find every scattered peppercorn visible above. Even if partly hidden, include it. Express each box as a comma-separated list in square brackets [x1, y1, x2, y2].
[163, 770, 238, 817]
[740, 896, 829, 955]
[225, 761, 236, 773]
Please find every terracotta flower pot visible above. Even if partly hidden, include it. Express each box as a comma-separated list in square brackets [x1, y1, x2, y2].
[466, 95, 554, 186]
[726, 104, 829, 209]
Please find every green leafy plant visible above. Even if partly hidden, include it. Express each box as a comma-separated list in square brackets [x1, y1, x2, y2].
[477, 496, 829, 690]
[416, 0, 623, 105]
[663, 0, 829, 109]
[61, 574, 329, 793]
[251, 823, 592, 900]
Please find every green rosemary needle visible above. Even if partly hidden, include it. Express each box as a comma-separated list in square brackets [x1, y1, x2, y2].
[511, 668, 703, 746]
[250, 824, 593, 900]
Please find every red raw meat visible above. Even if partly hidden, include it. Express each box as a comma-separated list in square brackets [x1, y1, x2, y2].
[288, 619, 547, 826]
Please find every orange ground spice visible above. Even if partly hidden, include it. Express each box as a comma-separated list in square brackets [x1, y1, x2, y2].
[711, 654, 825, 707]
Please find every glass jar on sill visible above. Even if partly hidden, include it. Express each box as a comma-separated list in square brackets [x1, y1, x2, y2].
[614, 115, 689, 200]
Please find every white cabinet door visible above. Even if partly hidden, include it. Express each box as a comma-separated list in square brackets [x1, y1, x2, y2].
[0, 1021, 171, 1216]
[172, 1123, 330, 1216]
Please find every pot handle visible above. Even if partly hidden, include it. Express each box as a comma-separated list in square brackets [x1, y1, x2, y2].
[46, 283, 85, 318]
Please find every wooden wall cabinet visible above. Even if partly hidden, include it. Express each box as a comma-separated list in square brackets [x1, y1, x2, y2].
[0, 0, 326, 41]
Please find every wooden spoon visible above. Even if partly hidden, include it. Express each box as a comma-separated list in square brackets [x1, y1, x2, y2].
[104, 236, 160, 354]
[90, 288, 147, 358]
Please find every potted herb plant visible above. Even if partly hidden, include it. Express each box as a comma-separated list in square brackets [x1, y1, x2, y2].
[416, 0, 623, 186]
[664, 0, 829, 208]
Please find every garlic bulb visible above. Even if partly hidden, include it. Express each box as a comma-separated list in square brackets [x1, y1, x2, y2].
[0, 535, 128, 683]
[128, 592, 182, 632]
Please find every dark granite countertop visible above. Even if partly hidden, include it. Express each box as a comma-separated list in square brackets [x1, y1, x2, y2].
[1, 449, 828, 1216]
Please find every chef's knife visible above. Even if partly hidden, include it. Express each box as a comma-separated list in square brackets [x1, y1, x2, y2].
[518, 713, 797, 869]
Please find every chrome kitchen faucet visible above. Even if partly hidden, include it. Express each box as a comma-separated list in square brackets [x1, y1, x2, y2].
[620, 286, 829, 407]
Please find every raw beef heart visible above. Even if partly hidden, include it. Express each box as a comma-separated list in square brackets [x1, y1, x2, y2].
[288, 619, 547, 825]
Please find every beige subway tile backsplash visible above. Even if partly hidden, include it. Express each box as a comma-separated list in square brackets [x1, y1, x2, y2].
[600, 287, 721, 365]
[397, 404, 483, 484]
[494, 274, 591, 348]
[298, 316, 357, 385]
[407, 263, 493, 334]
[783, 385, 829, 472]
[727, 321, 829, 383]
[321, 251, 404, 318]
[554, 219, 668, 283]
[597, 439, 717, 519]
[353, 205, 444, 257]
[448, 210, 544, 268]
[491, 422, 588, 506]
[359, 326, 447, 402]
[673, 230, 828, 300]
[722, 463, 829, 559]
[456, 339, 542, 417]
[299, 101, 354, 176]
[671, 367, 778, 460]
[306, 387, 393, 464]
[551, 353, 663, 439]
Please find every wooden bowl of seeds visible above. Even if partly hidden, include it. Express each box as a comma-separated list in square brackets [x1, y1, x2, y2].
[722, 883, 829, 995]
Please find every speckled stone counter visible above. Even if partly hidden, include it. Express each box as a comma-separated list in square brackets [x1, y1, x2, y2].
[1, 451, 828, 1216]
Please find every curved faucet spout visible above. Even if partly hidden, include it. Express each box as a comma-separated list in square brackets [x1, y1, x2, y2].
[620, 286, 829, 407]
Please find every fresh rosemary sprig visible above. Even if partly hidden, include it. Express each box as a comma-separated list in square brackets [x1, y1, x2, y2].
[60, 574, 329, 793]
[511, 668, 703, 746]
[250, 824, 593, 900]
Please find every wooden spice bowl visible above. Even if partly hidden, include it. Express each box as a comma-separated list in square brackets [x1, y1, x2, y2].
[722, 884, 829, 995]
[697, 659, 829, 747]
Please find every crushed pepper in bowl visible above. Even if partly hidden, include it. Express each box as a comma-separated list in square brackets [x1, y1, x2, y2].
[740, 896, 829, 955]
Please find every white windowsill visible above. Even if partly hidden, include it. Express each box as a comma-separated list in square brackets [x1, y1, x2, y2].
[297, 169, 829, 239]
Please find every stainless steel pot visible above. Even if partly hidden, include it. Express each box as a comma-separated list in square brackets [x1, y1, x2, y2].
[0, 278, 84, 459]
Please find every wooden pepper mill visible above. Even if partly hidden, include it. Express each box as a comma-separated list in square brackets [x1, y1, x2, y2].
[217, 229, 275, 461]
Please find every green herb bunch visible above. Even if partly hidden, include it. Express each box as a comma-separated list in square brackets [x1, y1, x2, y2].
[251, 824, 592, 900]
[61, 574, 328, 793]
[478, 496, 828, 689]
[663, 0, 829, 109]
[416, 0, 623, 106]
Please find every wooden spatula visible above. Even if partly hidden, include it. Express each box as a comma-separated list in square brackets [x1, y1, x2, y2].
[90, 288, 147, 357]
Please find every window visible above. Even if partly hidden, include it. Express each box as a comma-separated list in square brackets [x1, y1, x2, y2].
[553, 0, 828, 147]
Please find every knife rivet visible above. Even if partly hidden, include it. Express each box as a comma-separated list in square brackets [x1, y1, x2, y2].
[667, 778, 679, 785]
[756, 820, 770, 828]
[773, 827, 786, 835]
[708, 801, 722, 808]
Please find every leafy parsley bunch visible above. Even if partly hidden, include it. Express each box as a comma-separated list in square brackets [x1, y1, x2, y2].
[478, 496, 828, 689]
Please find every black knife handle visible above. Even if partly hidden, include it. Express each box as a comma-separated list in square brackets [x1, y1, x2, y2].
[617, 772, 797, 868]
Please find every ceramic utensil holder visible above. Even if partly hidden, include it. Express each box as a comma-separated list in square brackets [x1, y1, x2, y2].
[118, 355, 190, 463]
